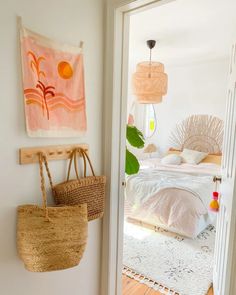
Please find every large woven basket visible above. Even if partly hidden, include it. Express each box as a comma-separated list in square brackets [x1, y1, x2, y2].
[53, 148, 106, 221]
[17, 153, 88, 272]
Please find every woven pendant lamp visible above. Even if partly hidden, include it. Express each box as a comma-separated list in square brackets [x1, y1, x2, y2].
[132, 40, 168, 104]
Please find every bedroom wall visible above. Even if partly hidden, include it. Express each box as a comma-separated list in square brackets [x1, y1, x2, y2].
[127, 0, 231, 156]
[128, 53, 229, 156]
[0, 0, 104, 295]
[149, 59, 228, 154]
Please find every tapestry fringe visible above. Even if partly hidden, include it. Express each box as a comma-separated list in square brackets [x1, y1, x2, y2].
[123, 266, 179, 295]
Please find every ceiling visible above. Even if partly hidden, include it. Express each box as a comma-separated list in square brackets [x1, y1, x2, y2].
[129, 0, 236, 66]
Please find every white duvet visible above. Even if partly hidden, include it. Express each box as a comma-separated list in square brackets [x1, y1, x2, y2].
[140, 157, 221, 176]
[125, 159, 220, 238]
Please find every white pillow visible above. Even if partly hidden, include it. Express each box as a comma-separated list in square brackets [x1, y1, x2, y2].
[180, 148, 208, 164]
[161, 154, 182, 165]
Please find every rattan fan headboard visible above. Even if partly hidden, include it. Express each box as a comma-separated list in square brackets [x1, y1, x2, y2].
[169, 115, 224, 154]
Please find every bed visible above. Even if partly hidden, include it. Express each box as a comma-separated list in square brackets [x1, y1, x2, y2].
[125, 115, 223, 238]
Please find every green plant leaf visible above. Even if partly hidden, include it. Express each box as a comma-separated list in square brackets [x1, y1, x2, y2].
[126, 125, 145, 149]
[126, 148, 140, 175]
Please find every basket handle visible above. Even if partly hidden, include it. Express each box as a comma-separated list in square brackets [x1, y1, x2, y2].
[73, 148, 87, 179]
[66, 149, 87, 181]
[67, 150, 75, 181]
[76, 148, 96, 177]
[38, 152, 53, 221]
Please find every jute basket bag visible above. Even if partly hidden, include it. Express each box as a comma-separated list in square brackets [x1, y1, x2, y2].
[17, 153, 88, 272]
[53, 148, 106, 221]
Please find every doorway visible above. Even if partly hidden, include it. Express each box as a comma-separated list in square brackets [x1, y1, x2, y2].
[102, 1, 236, 295]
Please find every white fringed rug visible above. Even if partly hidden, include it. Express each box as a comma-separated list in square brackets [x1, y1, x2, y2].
[123, 222, 215, 295]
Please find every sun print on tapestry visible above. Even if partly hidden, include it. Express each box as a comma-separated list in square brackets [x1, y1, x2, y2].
[20, 26, 87, 137]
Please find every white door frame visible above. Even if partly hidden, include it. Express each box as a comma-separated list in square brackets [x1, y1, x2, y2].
[101, 1, 175, 294]
[101, 1, 236, 295]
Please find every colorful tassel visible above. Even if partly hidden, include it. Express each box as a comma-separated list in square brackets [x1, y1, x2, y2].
[209, 191, 219, 212]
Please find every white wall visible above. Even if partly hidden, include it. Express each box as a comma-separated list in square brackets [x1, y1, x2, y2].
[0, 1, 104, 294]
[127, 0, 233, 156]
[150, 59, 228, 153]
[128, 47, 229, 156]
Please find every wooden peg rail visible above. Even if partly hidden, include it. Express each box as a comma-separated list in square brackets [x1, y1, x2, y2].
[19, 144, 89, 164]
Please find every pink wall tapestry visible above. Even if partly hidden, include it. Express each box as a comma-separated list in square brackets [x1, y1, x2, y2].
[20, 26, 87, 137]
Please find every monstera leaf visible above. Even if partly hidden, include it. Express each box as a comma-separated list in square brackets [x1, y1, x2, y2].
[126, 125, 145, 148]
[126, 125, 145, 175]
[125, 148, 140, 175]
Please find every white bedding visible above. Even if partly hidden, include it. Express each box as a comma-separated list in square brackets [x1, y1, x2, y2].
[140, 157, 221, 175]
[125, 158, 220, 238]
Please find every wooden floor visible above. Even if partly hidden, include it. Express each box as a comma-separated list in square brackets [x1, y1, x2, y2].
[122, 275, 214, 295]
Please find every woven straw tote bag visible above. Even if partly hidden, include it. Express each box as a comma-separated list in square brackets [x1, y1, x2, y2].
[53, 148, 106, 221]
[17, 153, 88, 272]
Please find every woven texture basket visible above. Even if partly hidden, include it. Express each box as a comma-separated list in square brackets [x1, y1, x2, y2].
[53, 148, 106, 221]
[17, 153, 88, 272]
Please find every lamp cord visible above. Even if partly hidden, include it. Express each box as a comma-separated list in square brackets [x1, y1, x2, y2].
[149, 48, 152, 78]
